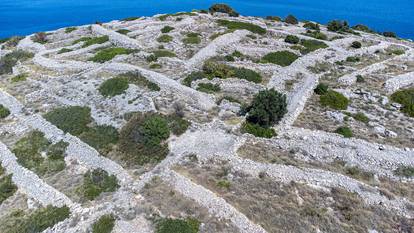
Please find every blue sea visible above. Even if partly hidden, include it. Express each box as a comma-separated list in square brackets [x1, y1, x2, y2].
[0, 0, 413, 39]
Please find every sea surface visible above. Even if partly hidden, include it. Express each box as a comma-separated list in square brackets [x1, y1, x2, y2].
[0, 0, 413, 39]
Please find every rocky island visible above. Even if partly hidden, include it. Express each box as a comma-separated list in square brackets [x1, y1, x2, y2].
[0, 4, 413, 233]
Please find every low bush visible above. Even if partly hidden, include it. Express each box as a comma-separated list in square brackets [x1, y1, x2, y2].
[92, 214, 115, 233]
[245, 89, 287, 127]
[166, 114, 191, 136]
[320, 90, 349, 110]
[1, 36, 24, 49]
[383, 31, 397, 38]
[149, 63, 162, 69]
[79, 125, 119, 153]
[182, 71, 208, 86]
[352, 112, 369, 124]
[196, 83, 221, 93]
[0, 50, 34, 75]
[303, 22, 320, 30]
[99, 77, 129, 97]
[304, 30, 328, 40]
[351, 41, 362, 49]
[356, 75, 365, 82]
[155, 217, 200, 233]
[89, 47, 133, 63]
[241, 122, 276, 138]
[153, 49, 176, 58]
[217, 179, 231, 189]
[117, 72, 160, 91]
[0, 104, 11, 118]
[202, 60, 235, 79]
[261, 51, 299, 66]
[32, 32, 48, 44]
[73, 36, 109, 48]
[394, 166, 414, 178]
[327, 20, 349, 32]
[183, 32, 201, 44]
[299, 39, 328, 54]
[314, 83, 329, 95]
[0, 175, 17, 205]
[352, 24, 375, 33]
[116, 29, 131, 35]
[346, 56, 360, 63]
[57, 48, 73, 54]
[209, 3, 239, 17]
[233, 67, 262, 83]
[65, 27, 77, 33]
[13, 130, 68, 176]
[390, 49, 405, 55]
[161, 26, 175, 33]
[284, 15, 298, 24]
[335, 126, 353, 138]
[80, 168, 119, 200]
[390, 88, 414, 117]
[217, 19, 266, 35]
[122, 16, 140, 21]
[157, 34, 173, 43]
[265, 16, 281, 21]
[285, 35, 300, 44]
[44, 106, 92, 135]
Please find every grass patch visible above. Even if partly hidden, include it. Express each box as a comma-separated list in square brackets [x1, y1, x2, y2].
[346, 56, 360, 63]
[57, 48, 73, 54]
[122, 16, 140, 21]
[217, 19, 266, 35]
[99, 77, 129, 97]
[261, 51, 299, 66]
[183, 32, 201, 44]
[241, 122, 276, 138]
[161, 26, 175, 33]
[73, 36, 109, 48]
[182, 71, 208, 86]
[335, 126, 353, 138]
[92, 214, 115, 233]
[0, 50, 34, 75]
[79, 168, 119, 201]
[89, 47, 133, 63]
[12, 130, 68, 176]
[153, 49, 176, 58]
[0, 175, 17, 205]
[320, 90, 349, 110]
[202, 60, 262, 83]
[155, 217, 200, 233]
[390, 88, 414, 117]
[299, 39, 328, 54]
[0, 206, 70, 233]
[314, 83, 328, 95]
[303, 30, 328, 40]
[196, 83, 221, 93]
[116, 29, 131, 35]
[11, 73, 28, 83]
[65, 27, 77, 33]
[394, 166, 414, 178]
[0, 104, 11, 118]
[149, 63, 162, 69]
[79, 125, 119, 153]
[352, 112, 369, 124]
[44, 106, 92, 135]
[117, 72, 160, 91]
[157, 34, 173, 43]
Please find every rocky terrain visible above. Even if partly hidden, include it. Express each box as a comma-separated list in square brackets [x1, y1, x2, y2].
[0, 4, 414, 233]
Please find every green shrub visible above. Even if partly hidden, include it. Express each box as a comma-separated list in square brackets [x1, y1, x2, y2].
[197, 83, 221, 93]
[352, 112, 369, 123]
[157, 34, 173, 43]
[149, 63, 162, 69]
[320, 90, 349, 110]
[202, 60, 234, 79]
[80, 168, 119, 200]
[152, 49, 176, 58]
[182, 71, 208, 86]
[285, 35, 300, 44]
[117, 72, 160, 91]
[314, 83, 329, 95]
[304, 30, 328, 40]
[383, 31, 397, 38]
[183, 33, 201, 44]
[65, 27, 77, 33]
[166, 115, 191, 136]
[299, 39, 328, 54]
[356, 75, 365, 83]
[284, 15, 298, 24]
[57, 48, 73, 54]
[44, 106, 92, 135]
[224, 55, 235, 62]
[155, 217, 200, 233]
[346, 56, 360, 63]
[0, 50, 34, 75]
[0, 104, 11, 118]
[80, 125, 119, 152]
[241, 122, 276, 138]
[217, 179, 231, 189]
[73, 36, 109, 48]
[352, 24, 374, 33]
[390, 88, 414, 117]
[209, 3, 239, 17]
[335, 126, 353, 138]
[351, 41, 362, 49]
[0, 175, 17, 205]
[217, 19, 266, 35]
[13, 131, 68, 176]
[32, 32, 48, 44]
[303, 22, 320, 30]
[92, 214, 115, 233]
[265, 16, 281, 21]
[394, 166, 414, 178]
[1, 36, 24, 48]
[89, 47, 133, 63]
[161, 26, 175, 33]
[233, 67, 262, 83]
[390, 49, 405, 55]
[116, 29, 131, 35]
[245, 89, 287, 127]
[99, 77, 129, 97]
[261, 51, 299, 66]
[122, 16, 140, 21]
[327, 20, 349, 32]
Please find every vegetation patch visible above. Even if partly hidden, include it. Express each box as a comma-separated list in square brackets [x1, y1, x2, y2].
[217, 19, 266, 35]
[92, 214, 116, 233]
[394, 166, 414, 178]
[155, 217, 200, 233]
[157, 34, 173, 43]
[0, 104, 11, 118]
[196, 83, 221, 93]
[116, 29, 131, 35]
[89, 47, 133, 63]
[314, 83, 329, 95]
[99, 77, 129, 97]
[0, 175, 17, 205]
[117, 72, 160, 91]
[151, 50, 176, 60]
[284, 14, 298, 24]
[161, 26, 175, 33]
[335, 126, 353, 138]
[390, 88, 414, 117]
[303, 22, 320, 30]
[32, 32, 48, 44]
[12, 130, 68, 176]
[351, 41, 362, 49]
[352, 112, 369, 124]
[320, 90, 349, 110]
[261, 51, 299, 66]
[122, 16, 140, 21]
[79, 168, 119, 201]
[65, 27, 77, 33]
[73, 36, 109, 48]
[57, 48, 73, 54]
[327, 20, 350, 33]
[182, 32, 201, 44]
[209, 3, 239, 17]
[201, 60, 262, 83]
[182, 71, 208, 86]
[241, 122, 276, 138]
[303, 30, 328, 40]
[284, 35, 299, 44]
[0, 50, 34, 75]
[299, 39, 328, 54]
[79, 125, 119, 153]
[44, 106, 92, 135]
